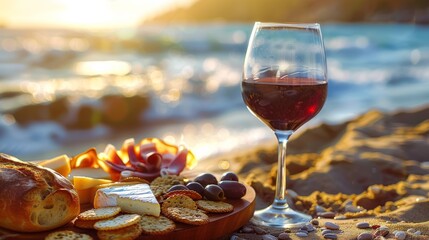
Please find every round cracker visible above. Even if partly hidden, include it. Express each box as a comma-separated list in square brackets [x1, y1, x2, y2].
[139, 215, 176, 235]
[161, 195, 197, 215]
[94, 214, 141, 231]
[150, 175, 185, 197]
[97, 222, 143, 240]
[78, 207, 121, 221]
[45, 230, 93, 240]
[163, 207, 209, 226]
[196, 200, 234, 213]
[74, 218, 99, 229]
[163, 190, 202, 200]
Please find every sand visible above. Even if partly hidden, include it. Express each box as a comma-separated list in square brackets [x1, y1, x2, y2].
[194, 104, 429, 239]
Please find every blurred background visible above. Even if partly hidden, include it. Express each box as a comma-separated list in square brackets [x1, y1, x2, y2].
[0, 0, 428, 161]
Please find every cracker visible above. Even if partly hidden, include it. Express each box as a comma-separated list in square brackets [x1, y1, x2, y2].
[161, 195, 197, 215]
[150, 175, 185, 197]
[78, 207, 121, 221]
[45, 230, 93, 240]
[139, 215, 176, 235]
[97, 222, 143, 240]
[163, 190, 202, 200]
[74, 218, 98, 229]
[163, 207, 209, 226]
[94, 214, 141, 231]
[196, 200, 234, 213]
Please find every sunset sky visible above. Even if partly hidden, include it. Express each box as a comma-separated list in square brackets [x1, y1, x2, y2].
[0, 0, 195, 29]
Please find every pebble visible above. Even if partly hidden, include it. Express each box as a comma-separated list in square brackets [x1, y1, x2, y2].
[284, 228, 292, 233]
[414, 230, 422, 235]
[305, 224, 316, 232]
[254, 227, 268, 235]
[322, 229, 335, 236]
[323, 233, 338, 239]
[406, 228, 416, 234]
[262, 234, 277, 240]
[345, 205, 363, 213]
[357, 232, 373, 240]
[356, 222, 370, 229]
[324, 222, 340, 230]
[241, 226, 254, 233]
[318, 211, 336, 218]
[374, 227, 389, 237]
[296, 231, 308, 237]
[394, 231, 406, 240]
[286, 189, 298, 199]
[278, 232, 291, 240]
[310, 219, 319, 226]
[316, 205, 327, 213]
[334, 215, 347, 220]
[230, 235, 245, 240]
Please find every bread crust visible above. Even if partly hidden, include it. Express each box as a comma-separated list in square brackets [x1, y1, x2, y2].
[0, 153, 80, 232]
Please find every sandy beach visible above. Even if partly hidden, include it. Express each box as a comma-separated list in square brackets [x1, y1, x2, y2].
[193, 104, 429, 239]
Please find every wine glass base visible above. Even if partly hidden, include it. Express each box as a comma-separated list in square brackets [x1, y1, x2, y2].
[251, 205, 312, 228]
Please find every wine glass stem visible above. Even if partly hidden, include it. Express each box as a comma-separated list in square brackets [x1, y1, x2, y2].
[273, 130, 294, 209]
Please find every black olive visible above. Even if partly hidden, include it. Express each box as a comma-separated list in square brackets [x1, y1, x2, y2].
[204, 184, 224, 201]
[167, 184, 188, 192]
[220, 171, 239, 182]
[194, 173, 218, 187]
[218, 181, 246, 199]
[186, 181, 205, 196]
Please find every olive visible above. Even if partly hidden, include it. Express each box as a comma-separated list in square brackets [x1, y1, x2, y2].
[204, 184, 224, 201]
[194, 173, 218, 187]
[218, 180, 246, 199]
[167, 184, 188, 192]
[186, 181, 205, 196]
[220, 171, 239, 182]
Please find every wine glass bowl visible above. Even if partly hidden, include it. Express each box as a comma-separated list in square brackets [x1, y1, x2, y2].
[241, 22, 327, 228]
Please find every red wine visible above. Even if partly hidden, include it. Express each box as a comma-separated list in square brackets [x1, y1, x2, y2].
[242, 77, 327, 131]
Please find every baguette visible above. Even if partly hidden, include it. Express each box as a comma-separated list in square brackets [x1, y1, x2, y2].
[0, 153, 80, 232]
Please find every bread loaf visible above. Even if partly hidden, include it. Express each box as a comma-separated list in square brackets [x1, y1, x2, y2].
[0, 153, 80, 232]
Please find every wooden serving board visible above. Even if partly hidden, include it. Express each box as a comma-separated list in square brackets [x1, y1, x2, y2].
[3, 185, 255, 240]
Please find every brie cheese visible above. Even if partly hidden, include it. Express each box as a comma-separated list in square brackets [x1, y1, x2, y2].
[94, 183, 160, 217]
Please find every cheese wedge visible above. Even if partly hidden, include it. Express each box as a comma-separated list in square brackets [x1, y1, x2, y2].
[94, 183, 160, 217]
[38, 155, 71, 177]
[73, 176, 113, 204]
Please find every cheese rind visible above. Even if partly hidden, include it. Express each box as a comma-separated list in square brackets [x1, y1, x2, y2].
[94, 183, 160, 217]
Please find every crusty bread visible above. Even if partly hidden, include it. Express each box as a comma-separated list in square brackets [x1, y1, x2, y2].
[0, 153, 80, 232]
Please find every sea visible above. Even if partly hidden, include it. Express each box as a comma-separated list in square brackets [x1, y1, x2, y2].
[0, 23, 428, 161]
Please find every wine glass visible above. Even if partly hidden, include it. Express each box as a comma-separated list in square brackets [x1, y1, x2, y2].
[241, 22, 328, 228]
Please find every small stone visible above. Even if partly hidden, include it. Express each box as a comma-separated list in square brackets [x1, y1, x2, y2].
[356, 222, 370, 229]
[287, 189, 298, 199]
[414, 230, 421, 235]
[254, 226, 268, 235]
[311, 219, 319, 226]
[230, 235, 245, 240]
[325, 222, 340, 230]
[278, 232, 291, 240]
[378, 226, 389, 231]
[305, 224, 316, 232]
[334, 215, 347, 220]
[394, 231, 406, 240]
[319, 212, 336, 218]
[316, 205, 327, 213]
[262, 234, 277, 240]
[406, 228, 415, 234]
[357, 232, 373, 240]
[284, 228, 292, 233]
[345, 205, 362, 213]
[296, 231, 308, 237]
[297, 230, 308, 235]
[241, 226, 254, 233]
[322, 229, 335, 236]
[324, 233, 338, 239]
[374, 227, 389, 237]
[373, 236, 386, 240]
